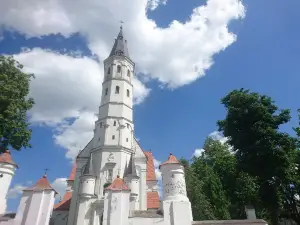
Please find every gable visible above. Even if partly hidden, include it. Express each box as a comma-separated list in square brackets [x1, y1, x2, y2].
[133, 137, 146, 160]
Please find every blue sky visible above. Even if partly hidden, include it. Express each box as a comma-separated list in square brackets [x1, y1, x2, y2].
[1, 0, 300, 211]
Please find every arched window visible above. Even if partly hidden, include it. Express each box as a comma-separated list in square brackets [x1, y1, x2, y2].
[107, 67, 111, 74]
[127, 89, 130, 97]
[105, 88, 108, 96]
[127, 70, 130, 77]
[115, 86, 120, 94]
[117, 65, 121, 73]
[113, 121, 116, 126]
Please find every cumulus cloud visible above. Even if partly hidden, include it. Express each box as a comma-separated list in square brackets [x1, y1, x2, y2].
[209, 131, 228, 145]
[7, 178, 67, 200]
[13, 48, 150, 159]
[1, 0, 245, 88]
[153, 158, 162, 180]
[7, 184, 27, 199]
[193, 148, 205, 158]
[51, 178, 68, 200]
[2, 0, 245, 159]
[147, 0, 168, 11]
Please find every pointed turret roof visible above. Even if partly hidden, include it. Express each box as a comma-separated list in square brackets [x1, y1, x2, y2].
[109, 26, 130, 59]
[24, 175, 57, 193]
[105, 175, 130, 191]
[0, 150, 18, 168]
[124, 153, 139, 178]
[83, 153, 94, 176]
[159, 153, 181, 168]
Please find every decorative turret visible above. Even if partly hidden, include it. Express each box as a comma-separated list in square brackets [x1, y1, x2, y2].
[159, 153, 188, 202]
[0, 150, 18, 214]
[103, 176, 130, 225]
[79, 153, 96, 198]
[124, 153, 140, 211]
[160, 153, 193, 225]
[124, 153, 139, 195]
[14, 174, 57, 225]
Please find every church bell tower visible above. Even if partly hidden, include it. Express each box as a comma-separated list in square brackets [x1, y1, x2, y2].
[93, 26, 135, 151]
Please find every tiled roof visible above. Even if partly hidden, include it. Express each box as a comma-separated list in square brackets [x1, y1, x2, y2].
[160, 153, 180, 168]
[147, 192, 160, 209]
[54, 161, 76, 211]
[0, 150, 18, 167]
[53, 192, 72, 211]
[24, 175, 57, 193]
[106, 176, 130, 191]
[68, 162, 76, 181]
[144, 151, 156, 181]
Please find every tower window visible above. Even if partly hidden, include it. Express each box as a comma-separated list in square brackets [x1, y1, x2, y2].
[126, 123, 130, 129]
[113, 121, 116, 126]
[112, 135, 115, 140]
[127, 89, 130, 97]
[108, 67, 111, 74]
[115, 86, 120, 94]
[100, 122, 103, 128]
[127, 70, 130, 77]
[105, 88, 108, 96]
[117, 65, 121, 73]
[126, 138, 129, 142]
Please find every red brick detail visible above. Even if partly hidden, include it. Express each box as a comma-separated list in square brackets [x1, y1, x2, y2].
[106, 176, 130, 191]
[54, 192, 72, 211]
[0, 150, 18, 167]
[144, 151, 156, 181]
[68, 162, 76, 181]
[147, 192, 160, 209]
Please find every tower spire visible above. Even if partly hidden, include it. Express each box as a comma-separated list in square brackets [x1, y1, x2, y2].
[109, 26, 130, 59]
[124, 153, 138, 178]
[83, 153, 94, 175]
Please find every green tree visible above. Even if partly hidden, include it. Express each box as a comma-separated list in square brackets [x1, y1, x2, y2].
[181, 158, 216, 220]
[217, 89, 297, 225]
[0, 56, 34, 153]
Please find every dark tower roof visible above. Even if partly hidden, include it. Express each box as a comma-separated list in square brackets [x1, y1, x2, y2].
[83, 153, 94, 175]
[124, 153, 139, 178]
[109, 26, 130, 59]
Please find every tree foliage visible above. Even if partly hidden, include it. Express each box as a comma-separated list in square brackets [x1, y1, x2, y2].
[217, 89, 298, 225]
[183, 89, 300, 225]
[0, 56, 34, 153]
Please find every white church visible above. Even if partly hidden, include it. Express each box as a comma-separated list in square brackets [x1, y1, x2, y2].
[0, 27, 268, 225]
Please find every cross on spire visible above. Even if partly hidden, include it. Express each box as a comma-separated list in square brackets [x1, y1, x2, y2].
[120, 20, 124, 29]
[44, 168, 49, 176]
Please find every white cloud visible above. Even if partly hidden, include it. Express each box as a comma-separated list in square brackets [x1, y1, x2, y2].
[51, 177, 67, 200]
[2, 0, 245, 160]
[209, 131, 228, 145]
[147, 0, 168, 11]
[7, 184, 27, 199]
[13, 48, 150, 160]
[1, 0, 245, 88]
[7, 178, 67, 200]
[193, 148, 205, 158]
[209, 131, 234, 153]
[153, 158, 162, 180]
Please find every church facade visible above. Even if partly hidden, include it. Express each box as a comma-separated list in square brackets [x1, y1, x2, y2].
[0, 27, 268, 225]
